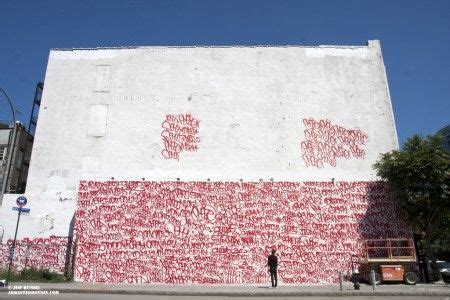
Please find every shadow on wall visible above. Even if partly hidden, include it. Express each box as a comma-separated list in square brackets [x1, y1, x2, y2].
[355, 182, 415, 279]
[64, 215, 76, 278]
[358, 182, 412, 241]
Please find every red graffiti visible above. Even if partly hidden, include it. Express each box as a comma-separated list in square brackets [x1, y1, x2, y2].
[301, 118, 368, 168]
[0, 236, 69, 273]
[74, 180, 411, 284]
[161, 114, 200, 160]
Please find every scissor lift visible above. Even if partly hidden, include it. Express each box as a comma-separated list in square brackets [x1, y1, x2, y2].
[353, 238, 419, 285]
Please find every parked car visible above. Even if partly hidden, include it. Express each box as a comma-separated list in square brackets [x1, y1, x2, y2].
[437, 261, 450, 283]
[421, 260, 450, 282]
[437, 261, 449, 272]
[441, 270, 450, 283]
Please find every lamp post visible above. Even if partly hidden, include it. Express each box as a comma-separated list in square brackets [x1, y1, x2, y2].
[0, 86, 17, 204]
[0, 87, 16, 123]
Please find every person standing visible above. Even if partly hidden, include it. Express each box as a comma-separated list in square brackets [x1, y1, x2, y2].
[267, 249, 278, 287]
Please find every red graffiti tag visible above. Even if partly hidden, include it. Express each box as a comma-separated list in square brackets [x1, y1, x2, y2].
[161, 114, 200, 160]
[301, 118, 368, 168]
[0, 236, 69, 273]
[74, 180, 411, 284]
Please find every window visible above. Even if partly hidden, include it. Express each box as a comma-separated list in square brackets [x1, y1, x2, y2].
[0, 146, 6, 162]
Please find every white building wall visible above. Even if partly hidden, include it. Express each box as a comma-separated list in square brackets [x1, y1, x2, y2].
[0, 40, 398, 240]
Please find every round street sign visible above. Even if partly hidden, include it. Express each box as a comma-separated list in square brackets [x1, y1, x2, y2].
[16, 196, 27, 207]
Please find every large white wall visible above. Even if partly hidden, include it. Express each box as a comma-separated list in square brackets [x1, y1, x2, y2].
[0, 40, 398, 240]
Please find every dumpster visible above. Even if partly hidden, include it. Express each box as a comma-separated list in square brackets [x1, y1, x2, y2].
[380, 265, 404, 281]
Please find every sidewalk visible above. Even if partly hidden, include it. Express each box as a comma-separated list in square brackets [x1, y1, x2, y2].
[1, 282, 449, 296]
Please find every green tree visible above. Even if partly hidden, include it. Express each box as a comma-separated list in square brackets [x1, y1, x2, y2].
[373, 133, 450, 281]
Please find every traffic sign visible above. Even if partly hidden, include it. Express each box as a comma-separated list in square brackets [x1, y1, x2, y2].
[6, 196, 28, 286]
[12, 207, 30, 213]
[16, 196, 27, 207]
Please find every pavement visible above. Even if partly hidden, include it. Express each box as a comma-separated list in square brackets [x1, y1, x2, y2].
[0, 282, 449, 297]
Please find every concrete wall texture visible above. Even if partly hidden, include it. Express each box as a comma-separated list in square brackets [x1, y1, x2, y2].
[0, 40, 409, 284]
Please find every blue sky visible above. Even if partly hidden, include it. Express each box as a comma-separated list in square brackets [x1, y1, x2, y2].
[0, 0, 449, 146]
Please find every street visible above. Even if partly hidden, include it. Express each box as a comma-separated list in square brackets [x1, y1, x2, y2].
[1, 295, 449, 300]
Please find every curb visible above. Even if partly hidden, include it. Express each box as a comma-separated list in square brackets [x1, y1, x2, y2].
[2, 288, 450, 297]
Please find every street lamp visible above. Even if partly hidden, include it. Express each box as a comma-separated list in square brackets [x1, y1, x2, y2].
[0, 86, 18, 203]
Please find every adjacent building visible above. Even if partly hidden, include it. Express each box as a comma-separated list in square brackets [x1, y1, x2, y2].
[0, 122, 33, 199]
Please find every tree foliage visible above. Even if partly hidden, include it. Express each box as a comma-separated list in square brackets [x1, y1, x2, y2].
[373, 133, 450, 279]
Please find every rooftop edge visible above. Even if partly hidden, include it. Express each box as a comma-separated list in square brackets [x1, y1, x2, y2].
[50, 40, 380, 51]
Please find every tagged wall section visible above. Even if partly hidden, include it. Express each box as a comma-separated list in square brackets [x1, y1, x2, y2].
[74, 180, 411, 284]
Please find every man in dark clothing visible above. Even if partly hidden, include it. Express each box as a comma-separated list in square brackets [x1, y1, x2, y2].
[267, 249, 278, 287]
